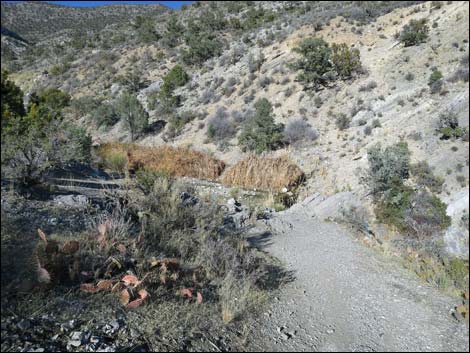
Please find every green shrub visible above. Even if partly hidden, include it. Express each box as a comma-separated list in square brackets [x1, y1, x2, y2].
[181, 19, 224, 66]
[166, 111, 196, 138]
[292, 38, 362, 90]
[116, 93, 149, 141]
[291, 38, 333, 90]
[1, 69, 25, 126]
[428, 68, 443, 87]
[410, 161, 444, 193]
[92, 102, 119, 127]
[330, 43, 362, 79]
[161, 65, 190, 93]
[437, 110, 464, 139]
[367, 142, 411, 194]
[367, 142, 450, 236]
[399, 19, 429, 46]
[28, 88, 71, 118]
[70, 95, 99, 118]
[116, 67, 149, 93]
[238, 98, 284, 153]
[403, 191, 451, 236]
[335, 113, 352, 130]
[163, 14, 184, 48]
[133, 15, 161, 44]
[2, 95, 91, 185]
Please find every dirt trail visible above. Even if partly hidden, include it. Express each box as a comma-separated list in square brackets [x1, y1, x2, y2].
[247, 203, 469, 352]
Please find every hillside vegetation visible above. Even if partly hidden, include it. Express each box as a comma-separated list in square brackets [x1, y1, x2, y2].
[1, 1, 469, 351]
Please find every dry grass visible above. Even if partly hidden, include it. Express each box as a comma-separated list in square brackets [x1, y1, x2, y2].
[96, 143, 225, 180]
[221, 155, 305, 192]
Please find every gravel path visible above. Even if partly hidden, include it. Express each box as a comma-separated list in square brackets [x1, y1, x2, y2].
[247, 207, 469, 352]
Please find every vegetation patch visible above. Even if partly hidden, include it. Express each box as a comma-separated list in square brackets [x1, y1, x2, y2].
[221, 155, 305, 192]
[97, 143, 225, 181]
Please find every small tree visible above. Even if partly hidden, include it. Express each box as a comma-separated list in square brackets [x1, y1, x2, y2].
[116, 93, 149, 141]
[239, 98, 284, 153]
[291, 38, 333, 90]
[330, 43, 361, 79]
[399, 19, 429, 47]
[160, 65, 190, 95]
[1, 69, 25, 126]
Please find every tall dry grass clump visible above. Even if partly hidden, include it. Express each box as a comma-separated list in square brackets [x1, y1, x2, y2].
[221, 155, 305, 192]
[97, 143, 225, 180]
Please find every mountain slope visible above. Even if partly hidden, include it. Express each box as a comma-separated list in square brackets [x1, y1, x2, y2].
[0, 1, 170, 43]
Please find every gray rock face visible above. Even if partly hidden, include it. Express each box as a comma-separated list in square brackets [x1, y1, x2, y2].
[225, 198, 251, 228]
[53, 195, 89, 208]
[443, 188, 469, 259]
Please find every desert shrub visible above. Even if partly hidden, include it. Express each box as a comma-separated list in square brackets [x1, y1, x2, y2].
[292, 38, 362, 90]
[429, 68, 443, 86]
[284, 86, 294, 97]
[403, 191, 451, 237]
[126, 173, 273, 324]
[133, 15, 161, 44]
[448, 67, 469, 83]
[330, 43, 362, 79]
[162, 14, 184, 48]
[221, 155, 305, 192]
[1, 69, 25, 126]
[335, 113, 352, 130]
[367, 143, 450, 236]
[410, 161, 444, 193]
[359, 81, 378, 92]
[428, 68, 444, 93]
[405, 72, 415, 81]
[371, 119, 382, 128]
[2, 99, 91, 185]
[399, 19, 429, 46]
[207, 107, 237, 143]
[291, 37, 333, 90]
[167, 110, 196, 137]
[438, 110, 464, 139]
[116, 66, 149, 93]
[238, 98, 285, 153]
[181, 29, 223, 66]
[258, 75, 272, 88]
[200, 88, 215, 105]
[161, 65, 190, 93]
[70, 95, 99, 118]
[92, 101, 119, 127]
[283, 118, 318, 146]
[367, 142, 411, 194]
[461, 212, 469, 231]
[248, 52, 264, 73]
[116, 93, 149, 141]
[314, 96, 322, 108]
[49, 62, 71, 76]
[29, 88, 71, 116]
[241, 6, 276, 31]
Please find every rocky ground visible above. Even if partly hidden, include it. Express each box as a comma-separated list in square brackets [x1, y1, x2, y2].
[245, 194, 470, 352]
[2, 174, 468, 352]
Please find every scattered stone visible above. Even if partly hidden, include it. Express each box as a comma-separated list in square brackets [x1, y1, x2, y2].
[16, 319, 32, 331]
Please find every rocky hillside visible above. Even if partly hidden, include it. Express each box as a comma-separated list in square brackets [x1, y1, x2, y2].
[1, 1, 169, 42]
[2, 1, 469, 257]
